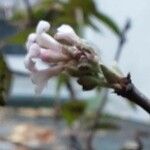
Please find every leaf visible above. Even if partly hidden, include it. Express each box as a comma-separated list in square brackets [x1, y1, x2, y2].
[55, 74, 69, 95]
[11, 11, 27, 21]
[88, 21, 101, 32]
[6, 28, 34, 45]
[93, 121, 120, 130]
[94, 11, 121, 36]
[61, 100, 86, 125]
[85, 17, 102, 32]
[0, 54, 12, 105]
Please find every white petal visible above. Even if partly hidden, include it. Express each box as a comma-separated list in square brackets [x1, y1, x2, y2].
[55, 24, 80, 45]
[31, 65, 64, 94]
[36, 20, 50, 34]
[24, 43, 40, 71]
[37, 32, 61, 51]
[40, 48, 69, 63]
[57, 24, 75, 34]
[24, 56, 36, 72]
[26, 33, 37, 50]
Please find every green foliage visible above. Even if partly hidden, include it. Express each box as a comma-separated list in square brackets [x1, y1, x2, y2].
[7, 28, 34, 44]
[61, 100, 87, 125]
[9, 0, 121, 45]
[65, 0, 121, 35]
[0, 54, 12, 105]
[80, 112, 121, 131]
[11, 11, 27, 21]
[94, 11, 121, 36]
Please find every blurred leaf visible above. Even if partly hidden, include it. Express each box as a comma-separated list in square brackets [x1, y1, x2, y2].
[66, 0, 121, 36]
[7, 28, 34, 44]
[33, 8, 47, 21]
[94, 11, 121, 36]
[56, 73, 70, 94]
[66, 0, 96, 15]
[95, 121, 119, 130]
[81, 112, 121, 130]
[11, 11, 27, 21]
[61, 100, 86, 125]
[87, 19, 101, 32]
[0, 54, 12, 105]
[10, 0, 120, 37]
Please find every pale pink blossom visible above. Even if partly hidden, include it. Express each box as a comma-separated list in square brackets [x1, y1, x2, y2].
[25, 20, 97, 94]
[24, 43, 40, 71]
[31, 65, 64, 94]
[36, 20, 61, 51]
[26, 33, 37, 50]
[36, 20, 50, 34]
[40, 48, 69, 63]
[54, 24, 80, 46]
[25, 21, 73, 94]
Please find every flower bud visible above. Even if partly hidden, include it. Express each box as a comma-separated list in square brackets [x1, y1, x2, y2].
[36, 20, 50, 34]
[100, 64, 122, 85]
[54, 24, 80, 46]
[77, 76, 100, 90]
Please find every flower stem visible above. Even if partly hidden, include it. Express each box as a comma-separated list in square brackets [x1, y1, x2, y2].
[114, 74, 150, 114]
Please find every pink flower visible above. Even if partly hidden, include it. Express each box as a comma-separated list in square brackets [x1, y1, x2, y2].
[31, 65, 64, 94]
[36, 20, 50, 34]
[25, 20, 98, 94]
[25, 21, 72, 94]
[36, 20, 61, 51]
[40, 48, 69, 63]
[24, 43, 40, 72]
[54, 24, 81, 46]
[26, 33, 37, 50]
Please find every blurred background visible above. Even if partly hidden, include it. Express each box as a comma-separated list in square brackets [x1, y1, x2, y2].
[0, 0, 149, 150]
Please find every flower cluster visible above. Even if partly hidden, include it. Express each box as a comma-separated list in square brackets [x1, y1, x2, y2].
[25, 20, 99, 94]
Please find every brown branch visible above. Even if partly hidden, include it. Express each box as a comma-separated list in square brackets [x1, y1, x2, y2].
[114, 74, 150, 114]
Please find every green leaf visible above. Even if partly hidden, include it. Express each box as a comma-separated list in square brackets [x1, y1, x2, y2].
[0, 54, 12, 105]
[7, 28, 34, 45]
[56, 74, 69, 93]
[92, 121, 120, 130]
[11, 11, 27, 21]
[61, 100, 86, 125]
[85, 17, 101, 32]
[94, 11, 121, 36]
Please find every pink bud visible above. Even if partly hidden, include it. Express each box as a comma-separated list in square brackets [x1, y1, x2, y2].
[40, 48, 69, 63]
[36, 20, 50, 34]
[31, 65, 64, 94]
[26, 33, 37, 51]
[24, 43, 40, 71]
[54, 24, 80, 45]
